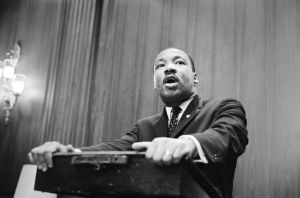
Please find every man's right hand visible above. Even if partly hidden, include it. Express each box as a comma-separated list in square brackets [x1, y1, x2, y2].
[28, 141, 75, 172]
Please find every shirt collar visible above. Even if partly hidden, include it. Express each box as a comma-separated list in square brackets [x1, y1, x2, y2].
[165, 96, 194, 121]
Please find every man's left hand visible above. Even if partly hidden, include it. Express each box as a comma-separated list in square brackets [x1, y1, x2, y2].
[132, 137, 196, 165]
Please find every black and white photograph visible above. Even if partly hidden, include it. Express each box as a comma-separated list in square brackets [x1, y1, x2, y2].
[0, 1, 299, 198]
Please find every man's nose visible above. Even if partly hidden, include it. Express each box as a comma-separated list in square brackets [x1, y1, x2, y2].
[164, 65, 176, 75]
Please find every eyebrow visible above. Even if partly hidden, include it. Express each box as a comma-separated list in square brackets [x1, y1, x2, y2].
[155, 56, 186, 64]
[173, 56, 185, 61]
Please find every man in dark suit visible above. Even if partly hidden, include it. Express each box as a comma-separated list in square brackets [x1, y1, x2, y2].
[29, 48, 248, 198]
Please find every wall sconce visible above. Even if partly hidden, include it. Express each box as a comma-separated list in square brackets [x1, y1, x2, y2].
[0, 43, 25, 125]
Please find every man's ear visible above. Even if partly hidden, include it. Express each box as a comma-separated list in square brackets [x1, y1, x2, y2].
[153, 64, 157, 90]
[153, 75, 157, 90]
[194, 73, 199, 85]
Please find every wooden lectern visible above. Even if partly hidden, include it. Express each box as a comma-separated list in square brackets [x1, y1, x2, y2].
[34, 151, 222, 198]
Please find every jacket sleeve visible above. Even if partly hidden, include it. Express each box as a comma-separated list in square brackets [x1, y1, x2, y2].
[192, 98, 248, 163]
[79, 125, 139, 151]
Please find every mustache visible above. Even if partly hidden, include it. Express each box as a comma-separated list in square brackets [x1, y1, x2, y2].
[163, 74, 179, 84]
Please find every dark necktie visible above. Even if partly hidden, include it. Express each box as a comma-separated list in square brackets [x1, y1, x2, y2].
[168, 106, 182, 137]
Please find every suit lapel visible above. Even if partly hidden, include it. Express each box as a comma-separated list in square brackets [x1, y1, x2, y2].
[154, 109, 169, 137]
[153, 95, 204, 138]
[171, 95, 203, 137]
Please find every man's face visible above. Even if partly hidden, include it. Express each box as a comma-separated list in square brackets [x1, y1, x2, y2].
[153, 48, 197, 106]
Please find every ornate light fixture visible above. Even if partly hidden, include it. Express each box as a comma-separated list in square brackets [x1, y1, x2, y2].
[0, 43, 25, 125]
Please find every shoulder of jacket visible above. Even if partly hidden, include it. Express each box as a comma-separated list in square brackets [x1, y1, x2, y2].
[202, 97, 242, 107]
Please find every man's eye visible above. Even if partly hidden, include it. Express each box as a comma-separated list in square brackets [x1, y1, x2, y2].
[156, 64, 165, 69]
[175, 61, 186, 65]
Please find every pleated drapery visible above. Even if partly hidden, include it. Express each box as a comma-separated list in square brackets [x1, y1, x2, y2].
[0, 0, 103, 193]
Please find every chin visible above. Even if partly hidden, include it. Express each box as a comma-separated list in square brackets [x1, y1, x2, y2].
[160, 89, 179, 97]
[159, 91, 184, 103]
[159, 88, 194, 103]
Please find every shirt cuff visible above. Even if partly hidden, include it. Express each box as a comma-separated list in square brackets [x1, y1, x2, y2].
[179, 135, 208, 164]
[74, 148, 82, 153]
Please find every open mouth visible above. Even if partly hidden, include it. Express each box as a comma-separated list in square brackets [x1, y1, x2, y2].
[163, 75, 179, 84]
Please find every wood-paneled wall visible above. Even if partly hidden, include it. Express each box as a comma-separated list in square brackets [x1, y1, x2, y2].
[0, 0, 300, 197]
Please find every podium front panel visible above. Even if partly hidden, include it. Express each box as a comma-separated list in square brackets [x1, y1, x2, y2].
[35, 151, 213, 198]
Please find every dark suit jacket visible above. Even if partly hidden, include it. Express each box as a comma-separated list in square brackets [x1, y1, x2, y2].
[81, 96, 248, 198]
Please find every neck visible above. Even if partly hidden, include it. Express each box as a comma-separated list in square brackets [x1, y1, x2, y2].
[163, 92, 197, 107]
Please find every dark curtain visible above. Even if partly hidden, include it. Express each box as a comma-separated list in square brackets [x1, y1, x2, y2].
[0, 0, 103, 194]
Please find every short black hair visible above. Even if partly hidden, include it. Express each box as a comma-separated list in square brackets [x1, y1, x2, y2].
[153, 48, 196, 72]
[188, 54, 195, 72]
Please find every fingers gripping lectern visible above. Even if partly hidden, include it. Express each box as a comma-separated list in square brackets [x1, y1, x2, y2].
[34, 151, 222, 198]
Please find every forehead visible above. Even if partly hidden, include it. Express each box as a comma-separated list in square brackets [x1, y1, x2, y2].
[155, 48, 190, 63]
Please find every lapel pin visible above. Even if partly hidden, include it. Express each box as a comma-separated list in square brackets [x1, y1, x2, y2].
[186, 114, 191, 118]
